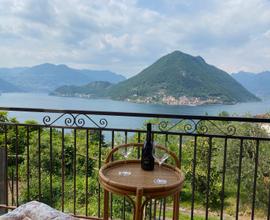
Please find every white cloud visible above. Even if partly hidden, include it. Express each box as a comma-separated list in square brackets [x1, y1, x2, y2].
[0, 0, 269, 76]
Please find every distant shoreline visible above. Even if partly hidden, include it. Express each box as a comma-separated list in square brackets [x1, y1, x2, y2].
[50, 92, 260, 107]
[0, 93, 269, 125]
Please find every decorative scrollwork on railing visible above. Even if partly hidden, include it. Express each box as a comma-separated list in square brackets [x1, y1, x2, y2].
[158, 119, 197, 134]
[227, 125, 237, 136]
[195, 120, 209, 134]
[206, 120, 236, 136]
[43, 113, 108, 128]
[158, 119, 237, 136]
[158, 121, 169, 131]
[183, 120, 196, 133]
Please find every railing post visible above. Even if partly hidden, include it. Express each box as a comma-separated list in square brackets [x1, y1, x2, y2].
[0, 147, 7, 214]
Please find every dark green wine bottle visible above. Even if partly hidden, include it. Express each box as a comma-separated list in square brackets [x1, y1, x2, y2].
[141, 123, 154, 171]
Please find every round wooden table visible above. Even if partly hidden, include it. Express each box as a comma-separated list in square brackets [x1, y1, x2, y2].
[99, 159, 184, 220]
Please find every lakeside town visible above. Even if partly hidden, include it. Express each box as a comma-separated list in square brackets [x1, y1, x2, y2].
[126, 95, 224, 106]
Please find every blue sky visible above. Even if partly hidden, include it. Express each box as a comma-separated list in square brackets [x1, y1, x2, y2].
[0, 0, 270, 77]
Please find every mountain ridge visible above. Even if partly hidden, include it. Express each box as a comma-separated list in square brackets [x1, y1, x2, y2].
[105, 51, 259, 105]
[52, 50, 260, 105]
[232, 71, 270, 98]
[0, 78, 23, 92]
[0, 63, 125, 92]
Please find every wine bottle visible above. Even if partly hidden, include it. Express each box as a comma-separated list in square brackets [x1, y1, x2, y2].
[141, 123, 155, 171]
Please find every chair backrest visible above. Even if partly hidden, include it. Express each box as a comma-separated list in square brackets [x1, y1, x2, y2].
[105, 142, 180, 167]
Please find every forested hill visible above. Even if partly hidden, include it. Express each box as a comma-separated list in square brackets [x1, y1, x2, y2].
[105, 51, 260, 105]
[50, 81, 112, 98]
[52, 51, 260, 105]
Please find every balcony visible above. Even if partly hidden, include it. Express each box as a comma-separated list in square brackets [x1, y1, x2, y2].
[0, 107, 269, 219]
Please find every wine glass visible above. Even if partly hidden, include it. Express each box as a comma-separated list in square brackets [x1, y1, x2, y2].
[152, 143, 169, 167]
[115, 135, 133, 176]
[114, 136, 132, 160]
[152, 142, 169, 184]
[118, 146, 133, 176]
[119, 146, 132, 160]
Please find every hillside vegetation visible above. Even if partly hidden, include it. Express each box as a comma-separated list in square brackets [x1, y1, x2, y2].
[106, 51, 259, 105]
[52, 51, 260, 105]
[51, 81, 112, 98]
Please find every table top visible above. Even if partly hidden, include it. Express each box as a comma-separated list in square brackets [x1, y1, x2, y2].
[99, 160, 184, 196]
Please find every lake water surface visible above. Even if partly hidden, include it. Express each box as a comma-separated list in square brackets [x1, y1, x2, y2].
[0, 93, 269, 129]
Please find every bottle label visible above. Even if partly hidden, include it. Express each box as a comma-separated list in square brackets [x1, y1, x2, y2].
[143, 160, 150, 165]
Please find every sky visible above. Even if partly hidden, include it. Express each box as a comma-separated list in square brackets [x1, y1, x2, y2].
[0, 0, 270, 77]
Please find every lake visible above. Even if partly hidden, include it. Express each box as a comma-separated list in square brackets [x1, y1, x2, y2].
[0, 93, 270, 129]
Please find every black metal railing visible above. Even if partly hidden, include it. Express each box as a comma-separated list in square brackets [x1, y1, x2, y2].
[0, 107, 269, 220]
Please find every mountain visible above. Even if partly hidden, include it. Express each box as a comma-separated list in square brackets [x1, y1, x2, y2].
[0, 63, 125, 92]
[232, 71, 270, 98]
[51, 81, 112, 98]
[0, 78, 22, 92]
[0, 67, 28, 74]
[104, 51, 259, 105]
[52, 51, 260, 105]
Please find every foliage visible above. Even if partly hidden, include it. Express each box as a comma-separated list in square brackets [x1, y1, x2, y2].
[105, 51, 259, 103]
[51, 51, 259, 104]
[52, 81, 112, 98]
[1, 112, 269, 218]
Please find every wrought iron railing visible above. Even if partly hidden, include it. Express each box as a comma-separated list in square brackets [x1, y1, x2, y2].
[0, 107, 269, 220]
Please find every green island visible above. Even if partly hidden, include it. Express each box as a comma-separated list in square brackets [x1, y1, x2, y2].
[51, 51, 260, 106]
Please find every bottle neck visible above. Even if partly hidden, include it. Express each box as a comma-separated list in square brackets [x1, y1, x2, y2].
[146, 126, 152, 143]
[146, 131, 152, 143]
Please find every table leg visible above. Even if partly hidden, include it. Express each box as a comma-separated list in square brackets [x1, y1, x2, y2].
[103, 189, 109, 220]
[135, 188, 143, 220]
[173, 192, 180, 220]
